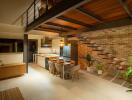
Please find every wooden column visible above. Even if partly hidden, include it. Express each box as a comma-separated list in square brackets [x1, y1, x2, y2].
[23, 34, 28, 73]
[70, 40, 78, 65]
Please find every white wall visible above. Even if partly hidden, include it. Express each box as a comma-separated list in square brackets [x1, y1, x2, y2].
[0, 23, 24, 64]
[0, 23, 24, 39]
[0, 0, 33, 24]
[0, 27, 61, 64]
[28, 32, 61, 54]
[52, 38, 62, 55]
[28, 34, 52, 54]
[0, 53, 23, 64]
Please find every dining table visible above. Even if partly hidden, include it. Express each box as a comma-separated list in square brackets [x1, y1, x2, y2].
[50, 58, 75, 79]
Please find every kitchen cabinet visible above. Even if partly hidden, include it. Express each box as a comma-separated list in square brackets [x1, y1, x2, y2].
[35, 54, 59, 68]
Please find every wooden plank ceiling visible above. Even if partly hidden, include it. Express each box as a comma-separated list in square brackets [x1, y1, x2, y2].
[34, 0, 132, 35]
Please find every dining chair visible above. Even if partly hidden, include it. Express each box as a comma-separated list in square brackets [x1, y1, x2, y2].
[63, 64, 73, 79]
[48, 60, 55, 74]
[55, 62, 63, 77]
[69, 65, 80, 81]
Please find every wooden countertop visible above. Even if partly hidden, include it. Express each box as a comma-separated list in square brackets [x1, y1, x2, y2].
[0, 63, 25, 68]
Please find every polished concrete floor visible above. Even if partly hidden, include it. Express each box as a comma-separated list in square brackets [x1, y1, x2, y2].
[0, 64, 132, 100]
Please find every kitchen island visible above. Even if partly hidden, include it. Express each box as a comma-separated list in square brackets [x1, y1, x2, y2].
[34, 53, 59, 69]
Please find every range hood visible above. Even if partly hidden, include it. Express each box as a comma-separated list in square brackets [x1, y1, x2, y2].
[41, 37, 52, 47]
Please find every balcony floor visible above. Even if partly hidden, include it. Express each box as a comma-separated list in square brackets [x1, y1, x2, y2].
[0, 64, 131, 100]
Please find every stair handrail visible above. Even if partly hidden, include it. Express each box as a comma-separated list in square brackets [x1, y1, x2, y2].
[12, 0, 40, 26]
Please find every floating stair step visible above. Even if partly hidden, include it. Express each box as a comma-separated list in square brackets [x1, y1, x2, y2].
[79, 39, 85, 41]
[83, 42, 90, 44]
[90, 43, 96, 45]
[87, 45, 93, 47]
[85, 42, 91, 44]
[79, 40, 84, 42]
[98, 53, 107, 55]
[92, 44, 100, 47]
[90, 46, 98, 48]
[89, 41, 96, 44]
[105, 53, 111, 55]
[93, 48, 102, 51]
[102, 57, 109, 59]
[107, 62, 114, 64]
[93, 49, 103, 51]
[107, 56, 114, 58]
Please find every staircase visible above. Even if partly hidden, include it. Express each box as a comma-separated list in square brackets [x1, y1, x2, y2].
[78, 36, 127, 77]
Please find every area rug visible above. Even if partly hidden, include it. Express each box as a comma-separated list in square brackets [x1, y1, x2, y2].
[0, 87, 24, 100]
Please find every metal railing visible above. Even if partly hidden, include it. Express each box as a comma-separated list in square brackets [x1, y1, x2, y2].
[12, 0, 58, 27]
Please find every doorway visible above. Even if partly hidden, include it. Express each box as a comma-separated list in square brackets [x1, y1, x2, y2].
[28, 39, 38, 63]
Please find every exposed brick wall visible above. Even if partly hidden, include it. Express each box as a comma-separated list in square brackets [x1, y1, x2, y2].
[80, 25, 132, 60]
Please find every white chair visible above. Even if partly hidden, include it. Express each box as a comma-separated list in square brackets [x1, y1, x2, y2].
[55, 63, 63, 77]
[69, 65, 80, 81]
[48, 61, 55, 74]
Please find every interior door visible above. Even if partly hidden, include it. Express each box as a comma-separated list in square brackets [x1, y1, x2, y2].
[28, 40, 38, 63]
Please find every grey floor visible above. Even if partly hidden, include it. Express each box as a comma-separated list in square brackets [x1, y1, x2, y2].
[0, 64, 132, 100]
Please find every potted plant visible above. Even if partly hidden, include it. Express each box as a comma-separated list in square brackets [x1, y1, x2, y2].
[125, 54, 132, 81]
[86, 54, 92, 71]
[124, 67, 132, 81]
[124, 67, 132, 92]
[125, 54, 132, 92]
[96, 63, 103, 75]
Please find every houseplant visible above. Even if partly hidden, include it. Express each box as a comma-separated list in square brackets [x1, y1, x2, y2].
[86, 54, 92, 71]
[124, 67, 132, 92]
[124, 67, 132, 81]
[96, 63, 103, 75]
[125, 54, 132, 81]
[125, 54, 132, 92]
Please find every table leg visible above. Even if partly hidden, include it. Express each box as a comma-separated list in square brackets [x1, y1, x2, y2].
[63, 65, 65, 79]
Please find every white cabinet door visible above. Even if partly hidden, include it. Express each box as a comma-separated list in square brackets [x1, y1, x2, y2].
[37, 56, 45, 68]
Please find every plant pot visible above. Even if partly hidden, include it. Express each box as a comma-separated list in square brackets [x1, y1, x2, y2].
[98, 70, 103, 75]
[87, 67, 91, 72]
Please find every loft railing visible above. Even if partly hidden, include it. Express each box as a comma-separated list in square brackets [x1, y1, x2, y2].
[12, 0, 59, 27]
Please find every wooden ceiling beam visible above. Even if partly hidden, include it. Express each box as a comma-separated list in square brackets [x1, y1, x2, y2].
[76, 7, 103, 23]
[65, 18, 132, 36]
[57, 16, 93, 28]
[89, 18, 132, 31]
[45, 22, 77, 30]
[37, 26, 68, 33]
[41, 24, 69, 31]
[26, 0, 90, 32]
[43, 24, 70, 31]
[118, 0, 132, 18]
[35, 28, 59, 33]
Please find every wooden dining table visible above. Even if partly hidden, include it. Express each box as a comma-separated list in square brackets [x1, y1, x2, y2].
[50, 59, 75, 79]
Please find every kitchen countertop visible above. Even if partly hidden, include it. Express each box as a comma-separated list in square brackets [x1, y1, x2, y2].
[35, 53, 59, 58]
